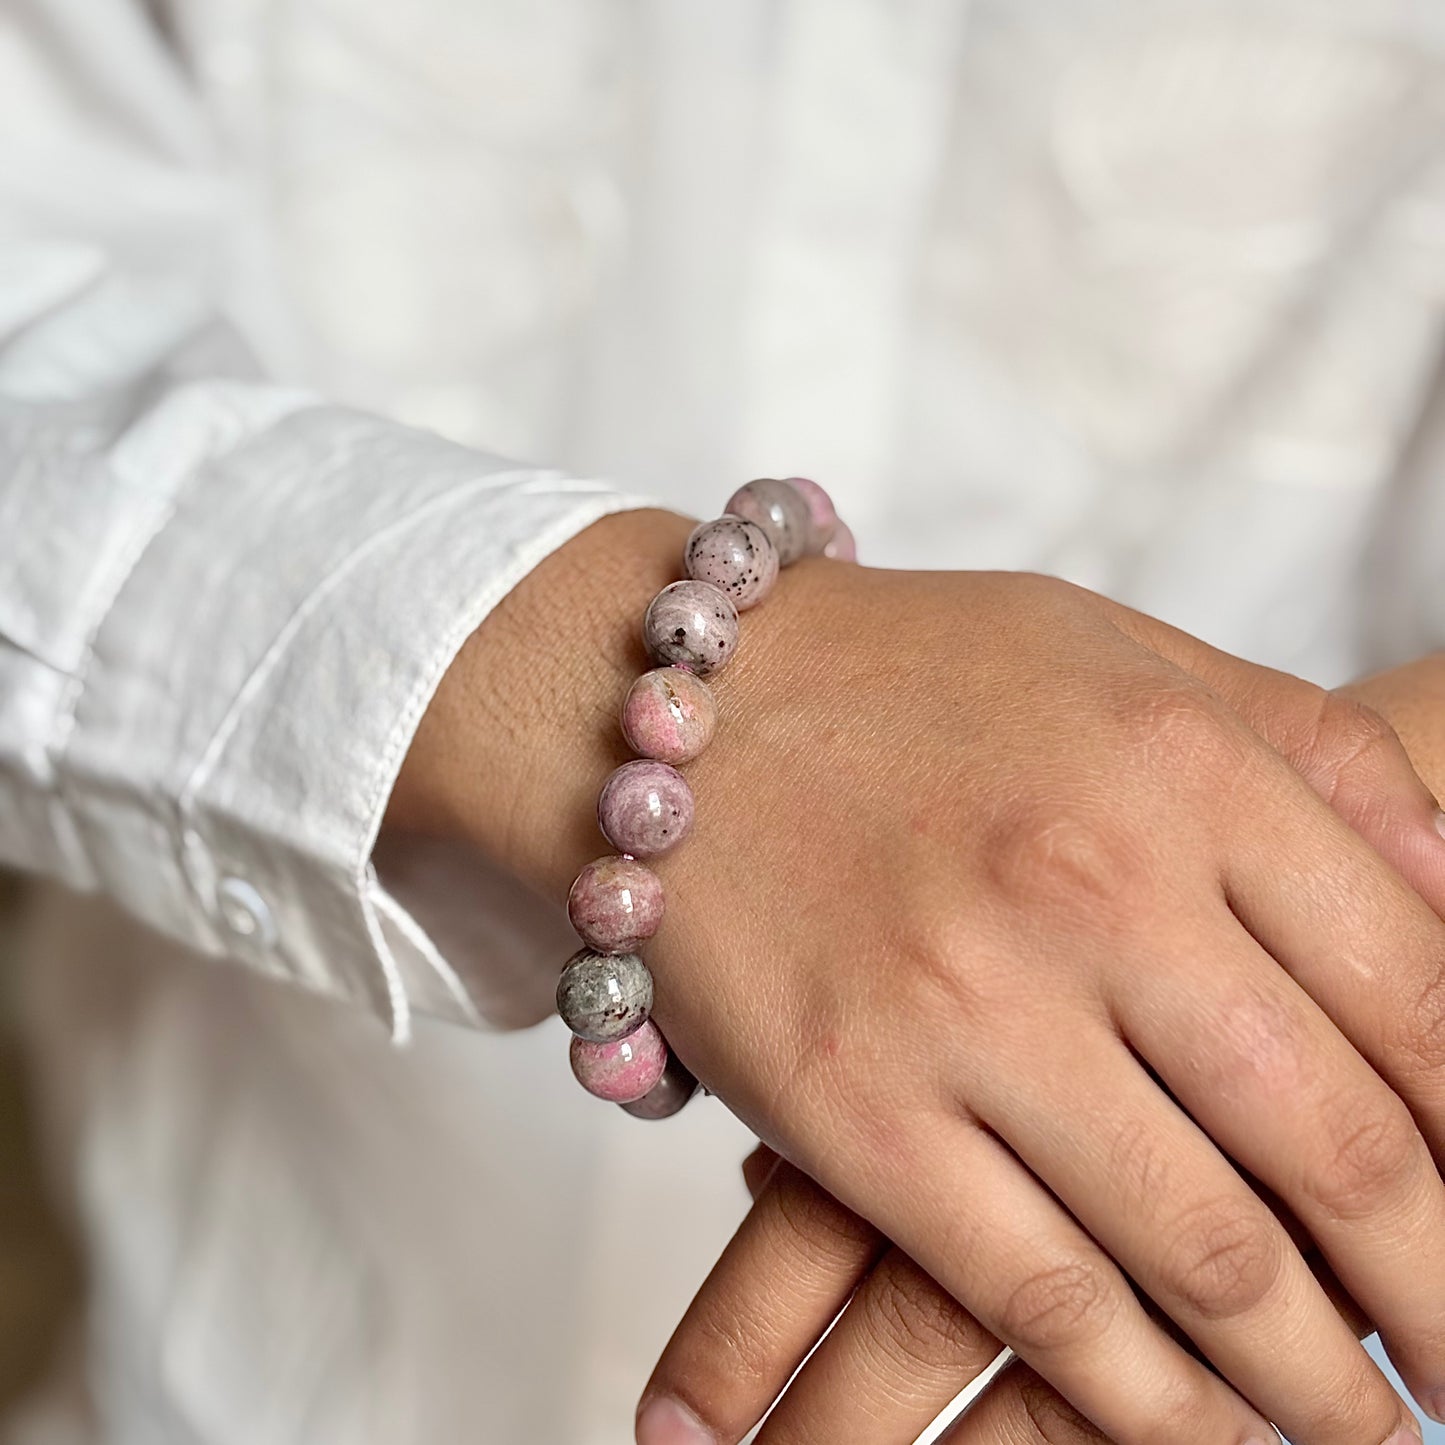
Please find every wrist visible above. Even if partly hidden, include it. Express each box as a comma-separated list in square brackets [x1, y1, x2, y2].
[388, 508, 698, 896]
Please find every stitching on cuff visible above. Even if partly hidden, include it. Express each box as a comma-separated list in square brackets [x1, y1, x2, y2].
[176, 467, 545, 819]
[360, 885, 413, 1046]
[368, 875, 484, 1029]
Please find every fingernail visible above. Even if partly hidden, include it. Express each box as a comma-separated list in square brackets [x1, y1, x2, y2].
[1384, 1423, 1424, 1445]
[1435, 809, 1445, 841]
[1422, 1389, 1445, 1424]
[636, 1396, 715, 1445]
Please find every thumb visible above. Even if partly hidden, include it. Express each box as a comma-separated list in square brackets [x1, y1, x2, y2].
[1107, 602, 1445, 916]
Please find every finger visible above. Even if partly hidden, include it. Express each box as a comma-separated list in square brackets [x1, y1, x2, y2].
[742, 1143, 782, 1200]
[943, 1255, 1377, 1445]
[1218, 783, 1445, 1421]
[1108, 603, 1445, 915]
[942, 1240, 1375, 1445]
[943, 1359, 1111, 1445]
[972, 1006, 1416, 1445]
[825, 1116, 1277, 1445]
[637, 1161, 881, 1445]
[754, 1246, 1003, 1445]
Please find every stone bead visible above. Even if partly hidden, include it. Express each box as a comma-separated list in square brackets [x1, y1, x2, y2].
[684, 516, 779, 610]
[782, 477, 838, 552]
[621, 1051, 700, 1120]
[570, 1019, 668, 1104]
[823, 519, 857, 563]
[724, 478, 813, 565]
[567, 855, 665, 953]
[621, 668, 718, 765]
[597, 759, 695, 856]
[643, 580, 739, 676]
[556, 947, 655, 1042]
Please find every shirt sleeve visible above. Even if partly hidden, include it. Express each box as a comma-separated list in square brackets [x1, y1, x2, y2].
[0, 1, 653, 1040]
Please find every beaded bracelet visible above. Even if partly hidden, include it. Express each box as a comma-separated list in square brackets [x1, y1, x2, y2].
[557, 477, 857, 1120]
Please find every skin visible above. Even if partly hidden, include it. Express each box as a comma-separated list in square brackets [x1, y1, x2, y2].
[391, 511, 1445, 1445]
[639, 652, 1445, 1445]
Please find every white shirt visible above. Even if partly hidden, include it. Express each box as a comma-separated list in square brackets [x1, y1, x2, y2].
[3, 2, 1445, 1442]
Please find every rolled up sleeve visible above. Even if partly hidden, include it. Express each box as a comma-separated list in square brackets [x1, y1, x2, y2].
[1, 375, 650, 1039]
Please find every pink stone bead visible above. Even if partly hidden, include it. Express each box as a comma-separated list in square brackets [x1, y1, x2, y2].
[597, 759, 695, 856]
[568, 855, 665, 953]
[823, 519, 857, 562]
[621, 668, 718, 765]
[570, 1019, 668, 1104]
[783, 477, 838, 552]
[643, 580, 739, 676]
[684, 516, 779, 610]
[724, 478, 813, 565]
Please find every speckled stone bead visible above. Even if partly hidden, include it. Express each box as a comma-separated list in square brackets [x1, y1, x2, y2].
[823, 519, 857, 563]
[621, 668, 717, 765]
[684, 516, 779, 610]
[643, 580, 739, 676]
[556, 947, 655, 1042]
[570, 1019, 669, 1104]
[597, 759, 695, 856]
[620, 1051, 700, 1120]
[783, 477, 838, 551]
[725, 477, 814, 565]
[568, 855, 665, 953]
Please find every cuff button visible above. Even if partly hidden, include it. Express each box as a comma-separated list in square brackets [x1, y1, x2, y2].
[216, 877, 277, 947]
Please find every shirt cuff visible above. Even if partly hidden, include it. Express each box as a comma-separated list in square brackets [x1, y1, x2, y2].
[58, 380, 654, 1038]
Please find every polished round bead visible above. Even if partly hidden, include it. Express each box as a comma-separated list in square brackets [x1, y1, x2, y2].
[684, 516, 779, 610]
[782, 477, 838, 552]
[621, 1052, 700, 1120]
[556, 947, 655, 1042]
[570, 1019, 668, 1104]
[568, 855, 664, 953]
[597, 759, 695, 856]
[724, 478, 813, 565]
[823, 518, 857, 563]
[621, 668, 718, 765]
[643, 580, 739, 676]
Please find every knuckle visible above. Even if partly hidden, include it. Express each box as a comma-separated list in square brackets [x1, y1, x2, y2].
[1398, 959, 1445, 1078]
[891, 922, 989, 1025]
[767, 1165, 875, 1266]
[865, 1257, 988, 1368]
[1014, 1369, 1109, 1444]
[1159, 1196, 1285, 1321]
[689, 1304, 782, 1399]
[1319, 1364, 1411, 1445]
[999, 1262, 1117, 1354]
[1305, 693, 1406, 808]
[1114, 680, 1240, 779]
[1149, 1377, 1230, 1443]
[1307, 1095, 1422, 1222]
[983, 800, 1152, 922]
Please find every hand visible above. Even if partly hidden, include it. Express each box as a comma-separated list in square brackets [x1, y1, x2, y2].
[640, 1147, 1374, 1445]
[397, 514, 1445, 1445]
[639, 652, 1445, 1445]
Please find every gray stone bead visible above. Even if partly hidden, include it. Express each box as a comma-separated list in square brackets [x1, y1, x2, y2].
[684, 516, 780, 610]
[556, 948, 655, 1043]
[621, 1050, 700, 1120]
[724, 478, 814, 565]
[642, 580, 740, 676]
